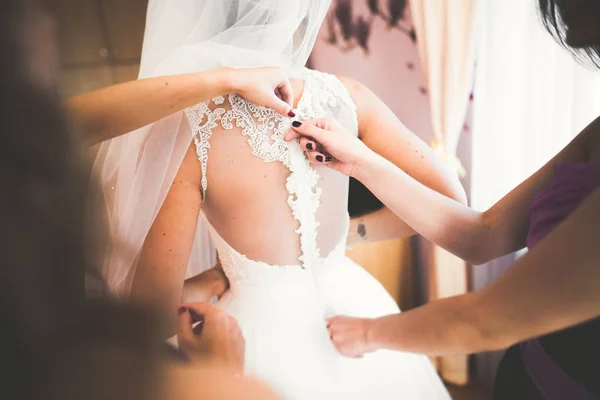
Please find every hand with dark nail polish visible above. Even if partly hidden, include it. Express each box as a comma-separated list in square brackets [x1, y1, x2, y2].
[284, 117, 371, 177]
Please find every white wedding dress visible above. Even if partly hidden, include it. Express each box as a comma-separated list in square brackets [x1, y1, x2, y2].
[183, 68, 450, 400]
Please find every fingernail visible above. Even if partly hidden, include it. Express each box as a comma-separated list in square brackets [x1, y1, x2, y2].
[288, 110, 296, 118]
[292, 121, 302, 128]
[316, 155, 324, 162]
[192, 321, 204, 335]
[306, 142, 314, 150]
[189, 309, 203, 323]
[177, 307, 187, 316]
[325, 156, 332, 162]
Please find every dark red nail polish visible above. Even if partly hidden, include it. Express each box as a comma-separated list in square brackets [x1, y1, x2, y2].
[307, 142, 314, 150]
[292, 121, 302, 128]
[325, 156, 332, 162]
[177, 307, 187, 316]
[288, 110, 296, 118]
[316, 155, 324, 162]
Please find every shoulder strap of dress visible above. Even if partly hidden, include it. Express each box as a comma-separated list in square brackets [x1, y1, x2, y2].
[298, 69, 358, 134]
[184, 98, 226, 200]
[184, 93, 293, 199]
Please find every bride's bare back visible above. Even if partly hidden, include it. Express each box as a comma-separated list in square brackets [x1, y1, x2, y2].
[133, 69, 465, 311]
[196, 72, 354, 267]
[133, 70, 358, 308]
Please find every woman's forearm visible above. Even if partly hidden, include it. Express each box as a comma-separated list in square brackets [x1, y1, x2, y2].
[347, 208, 415, 246]
[367, 292, 506, 356]
[65, 69, 235, 145]
[353, 153, 491, 264]
[368, 186, 600, 356]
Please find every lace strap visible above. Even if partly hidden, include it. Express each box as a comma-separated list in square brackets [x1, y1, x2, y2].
[298, 69, 358, 135]
[184, 70, 354, 269]
[184, 94, 292, 199]
[184, 97, 226, 199]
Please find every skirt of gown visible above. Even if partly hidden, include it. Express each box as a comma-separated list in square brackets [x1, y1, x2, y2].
[216, 255, 451, 400]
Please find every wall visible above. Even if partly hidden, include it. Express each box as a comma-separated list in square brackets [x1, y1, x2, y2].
[311, 1, 434, 144]
[48, 0, 147, 98]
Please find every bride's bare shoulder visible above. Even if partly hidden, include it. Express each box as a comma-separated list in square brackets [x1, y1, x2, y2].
[334, 75, 389, 136]
[291, 71, 367, 97]
[335, 76, 377, 108]
[335, 75, 364, 93]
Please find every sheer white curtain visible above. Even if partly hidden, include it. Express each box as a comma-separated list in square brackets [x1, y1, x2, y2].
[410, 0, 478, 175]
[409, 0, 479, 385]
[471, 0, 600, 386]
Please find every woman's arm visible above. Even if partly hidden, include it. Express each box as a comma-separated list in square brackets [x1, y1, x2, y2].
[131, 144, 207, 314]
[65, 67, 294, 146]
[352, 123, 589, 264]
[288, 97, 595, 264]
[333, 185, 600, 357]
[342, 77, 468, 233]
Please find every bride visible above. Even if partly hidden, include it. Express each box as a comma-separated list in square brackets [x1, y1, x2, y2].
[95, 0, 465, 398]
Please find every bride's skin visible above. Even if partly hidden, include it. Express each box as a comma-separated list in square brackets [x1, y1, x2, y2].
[285, 113, 600, 358]
[65, 67, 295, 145]
[133, 76, 467, 315]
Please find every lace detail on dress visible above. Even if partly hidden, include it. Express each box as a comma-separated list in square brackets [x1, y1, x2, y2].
[184, 102, 226, 197]
[185, 96, 321, 269]
[222, 94, 292, 164]
[185, 69, 357, 279]
[287, 144, 322, 266]
[185, 92, 294, 195]
[298, 69, 358, 134]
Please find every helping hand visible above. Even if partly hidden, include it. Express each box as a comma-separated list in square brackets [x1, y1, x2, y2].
[326, 315, 377, 358]
[284, 117, 371, 177]
[182, 262, 229, 303]
[177, 303, 245, 374]
[229, 67, 295, 118]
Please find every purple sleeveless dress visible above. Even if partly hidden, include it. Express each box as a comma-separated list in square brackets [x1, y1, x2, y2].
[495, 163, 600, 399]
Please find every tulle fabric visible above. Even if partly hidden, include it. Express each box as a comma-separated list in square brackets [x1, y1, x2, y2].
[92, 0, 332, 293]
[212, 222, 450, 399]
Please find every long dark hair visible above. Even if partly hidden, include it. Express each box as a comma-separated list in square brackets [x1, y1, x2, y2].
[538, 0, 600, 67]
[0, 1, 166, 398]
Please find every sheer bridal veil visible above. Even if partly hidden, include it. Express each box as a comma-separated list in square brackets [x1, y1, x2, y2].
[93, 0, 332, 294]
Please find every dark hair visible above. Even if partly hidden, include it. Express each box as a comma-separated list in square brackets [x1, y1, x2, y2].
[0, 1, 167, 398]
[538, 0, 600, 67]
